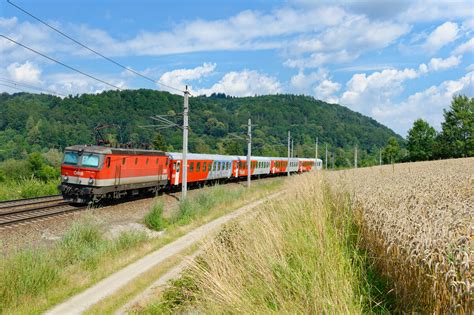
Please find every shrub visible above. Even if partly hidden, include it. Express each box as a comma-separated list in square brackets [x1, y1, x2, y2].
[144, 201, 167, 231]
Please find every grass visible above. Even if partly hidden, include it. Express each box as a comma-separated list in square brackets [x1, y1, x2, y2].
[0, 218, 149, 314]
[144, 201, 167, 231]
[0, 177, 284, 314]
[0, 178, 60, 201]
[145, 184, 246, 231]
[139, 173, 395, 314]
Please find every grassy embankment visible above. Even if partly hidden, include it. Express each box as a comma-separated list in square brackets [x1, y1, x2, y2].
[0, 178, 283, 314]
[139, 172, 393, 314]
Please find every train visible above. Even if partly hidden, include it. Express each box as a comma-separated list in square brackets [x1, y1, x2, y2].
[59, 145, 323, 204]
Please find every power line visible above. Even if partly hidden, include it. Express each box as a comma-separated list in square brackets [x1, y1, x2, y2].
[7, 0, 184, 94]
[0, 82, 24, 92]
[0, 78, 66, 97]
[0, 34, 122, 90]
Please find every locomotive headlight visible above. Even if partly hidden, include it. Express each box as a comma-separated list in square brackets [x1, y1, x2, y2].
[88, 178, 94, 184]
[63, 175, 68, 182]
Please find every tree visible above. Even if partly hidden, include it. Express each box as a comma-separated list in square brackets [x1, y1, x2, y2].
[152, 133, 167, 151]
[407, 119, 436, 161]
[437, 95, 474, 158]
[383, 137, 400, 164]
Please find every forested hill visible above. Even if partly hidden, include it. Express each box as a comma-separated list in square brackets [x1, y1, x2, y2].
[0, 90, 401, 165]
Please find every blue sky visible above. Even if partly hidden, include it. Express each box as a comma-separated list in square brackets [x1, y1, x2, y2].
[0, 0, 473, 136]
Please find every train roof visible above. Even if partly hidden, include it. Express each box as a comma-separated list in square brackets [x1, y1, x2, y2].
[64, 145, 167, 156]
[167, 152, 237, 160]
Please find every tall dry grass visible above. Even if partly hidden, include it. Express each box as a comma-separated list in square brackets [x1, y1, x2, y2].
[144, 173, 376, 313]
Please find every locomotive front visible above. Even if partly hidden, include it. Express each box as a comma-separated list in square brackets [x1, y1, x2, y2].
[59, 145, 108, 203]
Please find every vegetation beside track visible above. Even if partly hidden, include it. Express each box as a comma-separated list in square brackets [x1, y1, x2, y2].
[0, 177, 283, 314]
[139, 172, 393, 314]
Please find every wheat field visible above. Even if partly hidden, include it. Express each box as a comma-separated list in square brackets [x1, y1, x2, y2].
[326, 158, 473, 313]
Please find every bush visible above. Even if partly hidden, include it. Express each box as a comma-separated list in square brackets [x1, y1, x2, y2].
[144, 201, 167, 231]
[0, 159, 30, 181]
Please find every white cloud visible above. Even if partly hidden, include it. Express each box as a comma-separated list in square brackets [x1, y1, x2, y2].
[428, 55, 462, 71]
[46, 72, 126, 95]
[314, 79, 341, 103]
[285, 16, 410, 68]
[372, 71, 474, 135]
[158, 63, 216, 93]
[340, 67, 420, 112]
[7, 61, 42, 84]
[423, 22, 459, 52]
[452, 37, 474, 55]
[290, 68, 328, 91]
[196, 70, 281, 97]
[399, 1, 474, 23]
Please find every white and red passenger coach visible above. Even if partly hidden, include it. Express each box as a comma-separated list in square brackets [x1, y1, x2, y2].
[59, 144, 322, 203]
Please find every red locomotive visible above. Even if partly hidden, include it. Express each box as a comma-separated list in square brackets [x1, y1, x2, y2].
[59, 145, 322, 203]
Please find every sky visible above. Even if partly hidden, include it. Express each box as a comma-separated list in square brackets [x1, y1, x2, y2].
[0, 0, 473, 136]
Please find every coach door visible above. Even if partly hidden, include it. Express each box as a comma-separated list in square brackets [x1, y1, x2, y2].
[174, 161, 181, 185]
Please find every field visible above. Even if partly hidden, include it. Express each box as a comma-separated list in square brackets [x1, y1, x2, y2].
[142, 158, 473, 313]
[326, 158, 473, 312]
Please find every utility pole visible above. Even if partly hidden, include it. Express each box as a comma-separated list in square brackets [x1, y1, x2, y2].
[379, 148, 382, 166]
[291, 139, 294, 158]
[354, 145, 358, 169]
[332, 151, 335, 170]
[325, 144, 328, 170]
[287, 130, 290, 176]
[247, 118, 251, 188]
[181, 86, 189, 200]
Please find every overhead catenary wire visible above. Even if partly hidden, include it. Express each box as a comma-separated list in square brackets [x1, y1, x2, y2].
[0, 82, 24, 92]
[0, 34, 122, 90]
[0, 77, 66, 97]
[7, 0, 184, 94]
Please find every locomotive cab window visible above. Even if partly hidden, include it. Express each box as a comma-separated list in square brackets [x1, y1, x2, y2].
[82, 154, 100, 168]
[106, 157, 111, 168]
[63, 151, 78, 165]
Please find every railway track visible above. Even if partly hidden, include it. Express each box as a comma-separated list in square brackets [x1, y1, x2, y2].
[0, 194, 64, 210]
[0, 195, 87, 227]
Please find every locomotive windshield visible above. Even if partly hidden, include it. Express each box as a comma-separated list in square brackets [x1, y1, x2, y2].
[63, 151, 78, 165]
[81, 154, 100, 168]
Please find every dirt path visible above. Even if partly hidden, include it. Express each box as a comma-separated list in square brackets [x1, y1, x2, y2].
[116, 250, 202, 314]
[46, 191, 282, 315]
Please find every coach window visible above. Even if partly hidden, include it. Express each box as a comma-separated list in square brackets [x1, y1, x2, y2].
[146, 158, 149, 165]
[135, 158, 138, 165]
[122, 158, 126, 165]
[106, 157, 111, 168]
[156, 158, 159, 164]
[203, 162, 206, 172]
[196, 162, 200, 172]
[190, 162, 194, 172]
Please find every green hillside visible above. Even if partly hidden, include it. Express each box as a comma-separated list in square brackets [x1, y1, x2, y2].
[0, 90, 401, 167]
